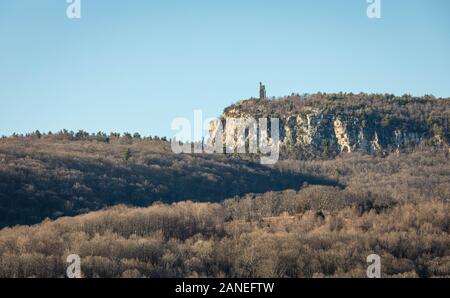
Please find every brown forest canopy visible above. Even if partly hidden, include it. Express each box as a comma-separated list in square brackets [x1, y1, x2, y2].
[0, 147, 449, 277]
[0, 134, 339, 227]
[228, 92, 450, 128]
[0, 93, 449, 278]
[0, 92, 449, 227]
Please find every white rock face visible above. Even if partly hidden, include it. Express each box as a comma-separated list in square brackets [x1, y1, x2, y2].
[209, 106, 433, 158]
[333, 119, 351, 153]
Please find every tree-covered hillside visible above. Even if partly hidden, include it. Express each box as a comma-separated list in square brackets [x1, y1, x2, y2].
[0, 133, 336, 227]
[0, 148, 448, 278]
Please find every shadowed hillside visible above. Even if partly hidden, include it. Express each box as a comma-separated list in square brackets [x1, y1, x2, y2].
[0, 133, 338, 227]
[0, 154, 448, 277]
[0, 139, 448, 277]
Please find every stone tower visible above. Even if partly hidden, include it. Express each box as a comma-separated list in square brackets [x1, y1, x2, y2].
[259, 82, 266, 99]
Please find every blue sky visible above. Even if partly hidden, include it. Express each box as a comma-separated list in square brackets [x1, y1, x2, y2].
[0, 0, 449, 137]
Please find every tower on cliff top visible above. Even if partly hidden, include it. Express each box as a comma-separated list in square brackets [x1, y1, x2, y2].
[259, 82, 266, 99]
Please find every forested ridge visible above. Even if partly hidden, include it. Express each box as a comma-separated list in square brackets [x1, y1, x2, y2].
[222, 93, 450, 159]
[0, 148, 449, 277]
[228, 93, 450, 128]
[0, 93, 449, 277]
[0, 133, 337, 227]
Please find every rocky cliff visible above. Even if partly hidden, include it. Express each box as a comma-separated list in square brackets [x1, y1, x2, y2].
[209, 93, 450, 159]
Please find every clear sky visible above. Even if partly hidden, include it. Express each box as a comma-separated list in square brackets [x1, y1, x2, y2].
[0, 0, 449, 138]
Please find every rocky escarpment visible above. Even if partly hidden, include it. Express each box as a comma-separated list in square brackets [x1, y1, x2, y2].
[209, 93, 450, 159]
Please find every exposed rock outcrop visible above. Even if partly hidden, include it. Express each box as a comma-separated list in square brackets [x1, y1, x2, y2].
[208, 93, 450, 159]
